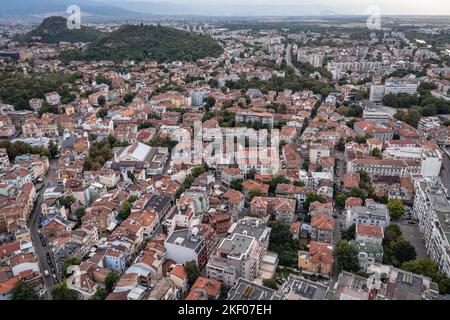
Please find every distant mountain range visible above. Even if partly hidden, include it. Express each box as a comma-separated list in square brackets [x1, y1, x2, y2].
[0, 0, 137, 19]
[102, 1, 341, 16]
[0, 0, 347, 19]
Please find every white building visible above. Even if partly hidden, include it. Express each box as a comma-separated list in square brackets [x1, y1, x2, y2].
[413, 178, 450, 277]
[346, 202, 390, 229]
[206, 217, 271, 287]
[369, 85, 386, 102]
[164, 227, 208, 268]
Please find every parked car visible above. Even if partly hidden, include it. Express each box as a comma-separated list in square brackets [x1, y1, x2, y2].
[44, 270, 50, 277]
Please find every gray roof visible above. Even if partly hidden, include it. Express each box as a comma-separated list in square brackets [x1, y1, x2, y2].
[427, 191, 450, 244]
[228, 278, 281, 300]
[219, 234, 254, 259]
[280, 275, 330, 300]
[145, 195, 171, 213]
[351, 204, 389, 219]
[165, 228, 204, 252]
[62, 135, 76, 149]
[230, 217, 271, 242]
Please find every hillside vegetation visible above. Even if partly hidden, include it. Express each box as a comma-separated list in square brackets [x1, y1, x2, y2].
[60, 24, 223, 63]
[20, 16, 103, 44]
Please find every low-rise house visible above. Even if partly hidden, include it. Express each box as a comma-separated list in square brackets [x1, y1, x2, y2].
[185, 276, 222, 300]
[249, 196, 296, 224]
[310, 215, 334, 244]
[221, 167, 243, 186]
[298, 241, 333, 278]
[355, 224, 384, 245]
[168, 264, 189, 295]
[350, 240, 384, 270]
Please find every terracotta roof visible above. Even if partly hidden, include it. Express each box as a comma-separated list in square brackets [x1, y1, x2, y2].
[170, 264, 187, 280]
[189, 276, 221, 298]
[0, 276, 19, 294]
[0, 242, 20, 259]
[311, 214, 334, 231]
[345, 197, 363, 207]
[309, 242, 333, 265]
[343, 173, 360, 189]
[356, 224, 383, 238]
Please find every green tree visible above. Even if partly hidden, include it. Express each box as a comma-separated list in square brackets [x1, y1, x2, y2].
[303, 192, 327, 211]
[267, 220, 299, 267]
[269, 176, 290, 194]
[105, 272, 120, 293]
[122, 93, 134, 104]
[51, 283, 79, 300]
[371, 148, 382, 159]
[96, 108, 108, 119]
[48, 140, 59, 158]
[89, 287, 107, 300]
[350, 187, 367, 200]
[262, 279, 279, 290]
[341, 224, 356, 241]
[336, 240, 360, 272]
[336, 193, 348, 209]
[230, 179, 243, 191]
[75, 207, 86, 225]
[203, 96, 216, 112]
[393, 239, 417, 265]
[388, 199, 405, 220]
[293, 180, 304, 187]
[11, 281, 38, 300]
[185, 261, 200, 287]
[249, 189, 263, 201]
[247, 168, 257, 180]
[62, 257, 80, 278]
[57, 195, 75, 209]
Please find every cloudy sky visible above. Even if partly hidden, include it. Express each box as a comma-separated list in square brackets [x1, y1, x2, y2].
[103, 0, 450, 15]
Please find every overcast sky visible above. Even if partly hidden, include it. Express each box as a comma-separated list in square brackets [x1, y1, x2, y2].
[104, 0, 450, 15]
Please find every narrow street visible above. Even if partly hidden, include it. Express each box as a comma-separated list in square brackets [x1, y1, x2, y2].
[28, 158, 59, 300]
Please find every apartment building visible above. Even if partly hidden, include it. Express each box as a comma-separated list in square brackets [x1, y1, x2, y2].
[21, 118, 59, 138]
[348, 158, 421, 178]
[345, 202, 390, 229]
[206, 217, 270, 287]
[164, 227, 208, 268]
[413, 178, 450, 277]
[362, 108, 390, 124]
[235, 111, 274, 128]
[354, 120, 394, 142]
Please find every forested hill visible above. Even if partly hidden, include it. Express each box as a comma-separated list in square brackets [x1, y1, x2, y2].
[60, 24, 223, 63]
[20, 16, 103, 44]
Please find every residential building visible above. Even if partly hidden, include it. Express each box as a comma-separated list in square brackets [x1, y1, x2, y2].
[413, 178, 450, 277]
[206, 217, 270, 287]
[298, 241, 333, 278]
[345, 202, 390, 229]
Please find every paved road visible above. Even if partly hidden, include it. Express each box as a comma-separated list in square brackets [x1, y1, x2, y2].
[397, 218, 428, 260]
[28, 158, 59, 299]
